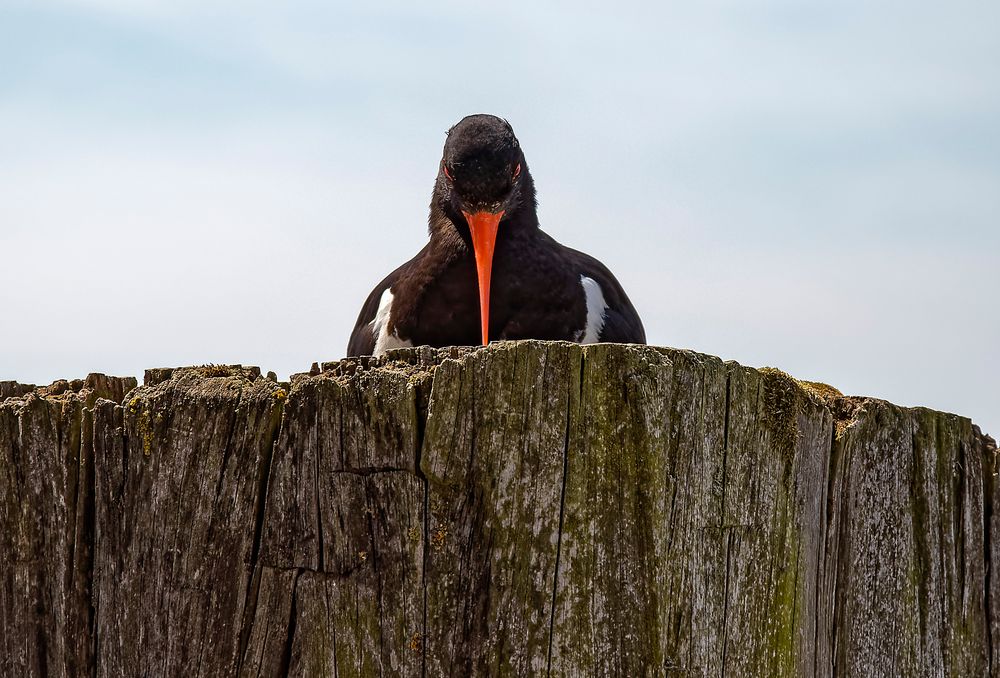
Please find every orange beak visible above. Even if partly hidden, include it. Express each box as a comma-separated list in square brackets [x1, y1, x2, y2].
[462, 209, 504, 346]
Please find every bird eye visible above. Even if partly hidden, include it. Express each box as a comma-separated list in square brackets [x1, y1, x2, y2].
[443, 165, 453, 181]
[512, 163, 521, 179]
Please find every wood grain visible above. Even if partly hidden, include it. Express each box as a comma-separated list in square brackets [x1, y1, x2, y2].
[0, 344, 995, 677]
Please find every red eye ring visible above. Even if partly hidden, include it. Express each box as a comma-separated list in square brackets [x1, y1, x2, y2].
[513, 163, 521, 179]
[443, 165, 453, 181]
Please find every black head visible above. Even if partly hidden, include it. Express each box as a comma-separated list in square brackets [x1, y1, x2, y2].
[429, 114, 538, 347]
[437, 114, 534, 219]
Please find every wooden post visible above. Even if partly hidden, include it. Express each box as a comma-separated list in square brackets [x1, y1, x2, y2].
[0, 342, 996, 676]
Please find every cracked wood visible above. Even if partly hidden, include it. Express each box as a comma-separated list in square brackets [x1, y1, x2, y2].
[0, 343, 997, 677]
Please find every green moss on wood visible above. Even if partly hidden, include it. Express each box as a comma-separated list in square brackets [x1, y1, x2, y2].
[759, 368, 801, 457]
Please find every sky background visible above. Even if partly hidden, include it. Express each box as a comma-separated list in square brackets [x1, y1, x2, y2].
[1, 0, 997, 437]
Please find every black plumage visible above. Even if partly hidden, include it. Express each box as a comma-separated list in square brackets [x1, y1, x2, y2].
[347, 114, 645, 356]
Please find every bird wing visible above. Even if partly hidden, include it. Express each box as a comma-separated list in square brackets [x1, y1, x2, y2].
[559, 242, 646, 344]
[346, 259, 413, 357]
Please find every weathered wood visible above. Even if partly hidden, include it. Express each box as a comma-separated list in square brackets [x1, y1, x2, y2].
[422, 341, 580, 676]
[284, 471, 424, 678]
[987, 432, 1000, 673]
[249, 354, 434, 678]
[0, 343, 996, 677]
[92, 366, 283, 677]
[0, 375, 136, 678]
[819, 403, 990, 676]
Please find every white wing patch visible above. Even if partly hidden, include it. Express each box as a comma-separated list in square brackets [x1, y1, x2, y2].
[371, 288, 413, 356]
[579, 275, 608, 344]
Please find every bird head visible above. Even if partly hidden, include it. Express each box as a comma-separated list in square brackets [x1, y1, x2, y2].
[435, 114, 533, 346]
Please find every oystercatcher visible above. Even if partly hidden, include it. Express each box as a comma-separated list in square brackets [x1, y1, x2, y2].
[347, 114, 646, 356]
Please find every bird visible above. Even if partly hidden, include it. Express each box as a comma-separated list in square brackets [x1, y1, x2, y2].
[346, 114, 645, 357]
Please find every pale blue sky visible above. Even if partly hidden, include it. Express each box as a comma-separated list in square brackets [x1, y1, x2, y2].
[1, 0, 997, 436]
